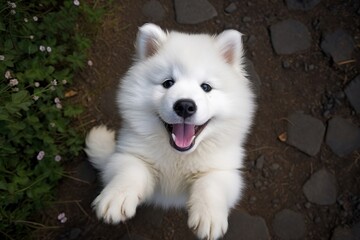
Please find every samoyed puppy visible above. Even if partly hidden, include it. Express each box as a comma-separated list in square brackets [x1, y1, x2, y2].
[85, 23, 255, 240]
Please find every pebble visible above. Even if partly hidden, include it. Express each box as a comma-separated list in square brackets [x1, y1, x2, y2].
[225, 211, 270, 240]
[344, 75, 360, 114]
[242, 16, 252, 23]
[270, 19, 312, 55]
[270, 163, 280, 171]
[320, 29, 355, 63]
[142, 0, 165, 22]
[272, 209, 306, 240]
[303, 168, 338, 205]
[282, 60, 291, 69]
[286, 112, 326, 156]
[225, 3, 237, 13]
[325, 116, 360, 157]
[174, 0, 217, 24]
[285, 0, 321, 10]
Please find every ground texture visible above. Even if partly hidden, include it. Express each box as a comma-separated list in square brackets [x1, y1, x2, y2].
[34, 0, 360, 239]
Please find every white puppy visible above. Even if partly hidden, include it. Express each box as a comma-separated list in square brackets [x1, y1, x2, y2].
[85, 23, 255, 240]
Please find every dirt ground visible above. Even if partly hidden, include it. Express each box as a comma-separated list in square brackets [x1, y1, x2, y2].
[33, 0, 360, 239]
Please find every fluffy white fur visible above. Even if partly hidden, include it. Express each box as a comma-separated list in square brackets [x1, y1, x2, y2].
[85, 23, 255, 240]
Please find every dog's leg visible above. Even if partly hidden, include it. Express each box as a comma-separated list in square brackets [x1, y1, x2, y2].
[92, 153, 155, 224]
[187, 170, 242, 240]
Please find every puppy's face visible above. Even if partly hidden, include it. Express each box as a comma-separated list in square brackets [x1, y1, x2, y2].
[122, 24, 246, 153]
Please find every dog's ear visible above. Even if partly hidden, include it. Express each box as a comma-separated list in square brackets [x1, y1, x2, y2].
[215, 30, 244, 66]
[136, 23, 167, 60]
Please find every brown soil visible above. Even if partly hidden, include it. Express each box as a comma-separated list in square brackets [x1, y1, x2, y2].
[33, 0, 360, 239]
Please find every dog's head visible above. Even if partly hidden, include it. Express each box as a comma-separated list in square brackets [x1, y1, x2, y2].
[119, 24, 254, 153]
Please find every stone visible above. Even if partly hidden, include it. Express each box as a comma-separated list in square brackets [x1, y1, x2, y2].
[331, 227, 355, 240]
[285, 0, 321, 11]
[345, 75, 360, 114]
[142, 0, 165, 22]
[272, 209, 306, 240]
[270, 19, 311, 55]
[174, 0, 217, 24]
[325, 117, 360, 157]
[225, 3, 237, 13]
[320, 29, 355, 63]
[303, 168, 337, 205]
[225, 211, 270, 240]
[286, 112, 326, 156]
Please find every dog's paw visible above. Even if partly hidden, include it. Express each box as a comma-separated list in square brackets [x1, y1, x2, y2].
[92, 188, 140, 224]
[187, 205, 228, 240]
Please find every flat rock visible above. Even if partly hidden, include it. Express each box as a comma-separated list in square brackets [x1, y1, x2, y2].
[142, 0, 165, 22]
[320, 29, 355, 63]
[286, 112, 326, 156]
[272, 209, 306, 240]
[345, 75, 360, 113]
[325, 117, 360, 157]
[225, 3, 237, 13]
[303, 168, 337, 205]
[331, 227, 355, 240]
[270, 19, 311, 55]
[225, 211, 270, 240]
[174, 0, 217, 24]
[285, 0, 321, 11]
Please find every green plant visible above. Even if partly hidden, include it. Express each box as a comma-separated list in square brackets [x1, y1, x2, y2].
[0, 0, 103, 238]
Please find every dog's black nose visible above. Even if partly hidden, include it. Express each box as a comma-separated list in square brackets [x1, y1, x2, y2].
[173, 99, 197, 118]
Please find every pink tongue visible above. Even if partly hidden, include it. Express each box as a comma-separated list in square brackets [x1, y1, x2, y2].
[172, 123, 195, 148]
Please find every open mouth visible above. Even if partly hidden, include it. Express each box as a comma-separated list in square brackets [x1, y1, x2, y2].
[163, 120, 209, 152]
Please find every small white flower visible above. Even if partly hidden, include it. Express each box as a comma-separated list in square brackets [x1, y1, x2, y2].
[46, 46, 52, 52]
[39, 45, 45, 52]
[0, 55, 5, 61]
[56, 103, 62, 109]
[87, 60, 93, 66]
[12, 87, 19, 92]
[54, 155, 62, 162]
[9, 79, 18, 86]
[8, 2, 16, 8]
[34, 82, 40, 87]
[37, 151, 45, 160]
[24, 18, 28, 22]
[33, 95, 39, 101]
[33, 16, 38, 21]
[73, 0, 80, 6]
[5, 70, 11, 79]
[54, 97, 61, 104]
[50, 122, 56, 128]
[62, 79, 67, 85]
[10, 9, 16, 15]
[52, 79, 57, 86]
[29, 35, 34, 40]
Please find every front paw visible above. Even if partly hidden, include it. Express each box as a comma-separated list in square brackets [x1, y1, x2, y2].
[92, 188, 140, 224]
[188, 205, 228, 240]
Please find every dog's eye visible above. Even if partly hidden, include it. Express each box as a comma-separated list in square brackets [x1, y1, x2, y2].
[200, 83, 212, 92]
[162, 79, 175, 89]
